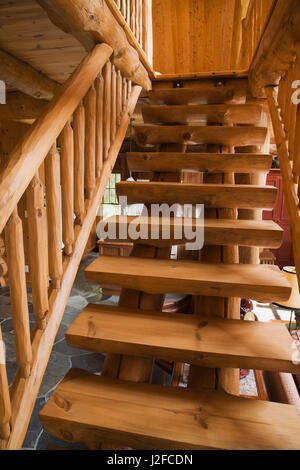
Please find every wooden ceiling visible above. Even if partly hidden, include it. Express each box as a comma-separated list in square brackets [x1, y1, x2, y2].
[0, 0, 86, 85]
[152, 0, 274, 75]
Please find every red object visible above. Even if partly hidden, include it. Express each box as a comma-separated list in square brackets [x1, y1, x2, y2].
[263, 170, 294, 268]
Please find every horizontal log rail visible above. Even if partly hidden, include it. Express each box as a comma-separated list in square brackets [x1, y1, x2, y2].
[249, 0, 300, 288]
[0, 38, 141, 448]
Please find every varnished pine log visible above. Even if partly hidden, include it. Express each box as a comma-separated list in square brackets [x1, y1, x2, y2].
[26, 174, 49, 330]
[116, 182, 277, 210]
[38, 0, 151, 90]
[103, 61, 112, 161]
[133, 125, 267, 147]
[116, 70, 123, 127]
[126, 152, 272, 174]
[249, 0, 300, 97]
[0, 326, 11, 440]
[60, 121, 74, 256]
[0, 44, 113, 235]
[0, 49, 58, 100]
[73, 104, 85, 225]
[95, 75, 104, 178]
[45, 145, 63, 289]
[111, 65, 117, 142]
[84, 85, 97, 200]
[122, 77, 127, 111]
[142, 104, 263, 125]
[5, 209, 32, 378]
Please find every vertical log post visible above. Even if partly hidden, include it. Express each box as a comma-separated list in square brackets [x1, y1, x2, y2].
[84, 85, 97, 200]
[116, 70, 123, 128]
[73, 103, 85, 224]
[122, 77, 128, 112]
[5, 208, 32, 378]
[0, 325, 11, 440]
[95, 74, 104, 178]
[103, 61, 112, 161]
[111, 65, 117, 142]
[26, 173, 49, 330]
[60, 121, 74, 256]
[45, 144, 63, 289]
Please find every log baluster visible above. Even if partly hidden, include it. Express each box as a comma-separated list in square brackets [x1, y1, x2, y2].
[26, 173, 49, 330]
[5, 208, 32, 378]
[84, 85, 97, 200]
[45, 144, 63, 289]
[95, 74, 104, 178]
[122, 76, 128, 112]
[60, 120, 74, 256]
[111, 65, 117, 142]
[0, 325, 11, 440]
[103, 61, 112, 161]
[116, 70, 122, 128]
[73, 103, 85, 224]
[127, 79, 132, 99]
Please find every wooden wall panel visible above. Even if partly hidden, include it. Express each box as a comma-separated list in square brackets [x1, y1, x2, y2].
[152, 0, 273, 75]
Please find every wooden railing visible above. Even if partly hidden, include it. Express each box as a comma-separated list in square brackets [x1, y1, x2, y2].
[250, 0, 300, 288]
[108, 0, 154, 75]
[236, 0, 275, 70]
[0, 43, 142, 449]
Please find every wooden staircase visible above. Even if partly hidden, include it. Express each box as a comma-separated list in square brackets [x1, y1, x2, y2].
[40, 80, 300, 450]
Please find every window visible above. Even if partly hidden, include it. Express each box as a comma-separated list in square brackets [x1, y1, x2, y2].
[101, 173, 121, 219]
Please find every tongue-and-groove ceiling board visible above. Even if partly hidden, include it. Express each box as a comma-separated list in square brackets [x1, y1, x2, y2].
[0, 0, 86, 85]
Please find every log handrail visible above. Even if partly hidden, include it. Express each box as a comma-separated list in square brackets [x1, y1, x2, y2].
[0, 40, 142, 448]
[0, 43, 113, 235]
[249, 0, 300, 288]
[107, 0, 154, 78]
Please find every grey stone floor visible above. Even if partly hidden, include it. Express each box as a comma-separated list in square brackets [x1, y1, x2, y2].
[0, 252, 296, 450]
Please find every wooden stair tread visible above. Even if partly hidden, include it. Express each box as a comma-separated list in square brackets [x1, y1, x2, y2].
[116, 182, 278, 210]
[146, 88, 246, 105]
[142, 104, 263, 125]
[103, 216, 283, 248]
[40, 369, 300, 450]
[133, 125, 267, 147]
[126, 152, 272, 173]
[66, 304, 299, 374]
[85, 256, 291, 303]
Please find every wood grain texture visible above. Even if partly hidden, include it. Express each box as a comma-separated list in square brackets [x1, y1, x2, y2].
[0, 43, 113, 235]
[40, 369, 300, 450]
[0, 0, 86, 85]
[146, 87, 246, 105]
[45, 145, 63, 289]
[38, 0, 151, 89]
[5, 209, 32, 379]
[142, 104, 263, 125]
[133, 125, 267, 147]
[26, 174, 49, 329]
[0, 326, 11, 440]
[0, 48, 58, 100]
[116, 182, 278, 210]
[85, 256, 291, 303]
[103, 216, 283, 248]
[66, 304, 299, 373]
[126, 152, 272, 173]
